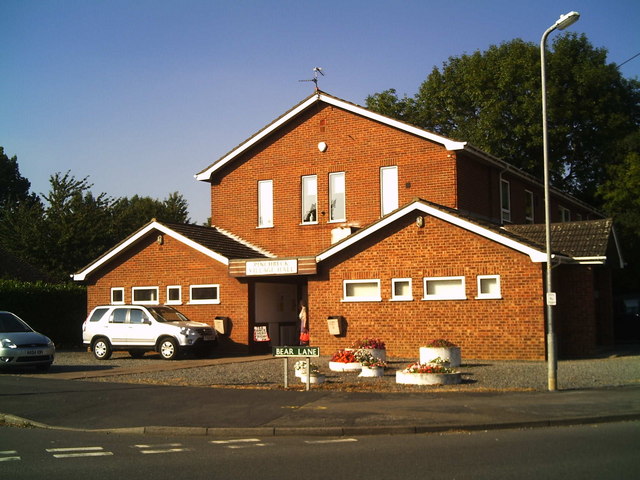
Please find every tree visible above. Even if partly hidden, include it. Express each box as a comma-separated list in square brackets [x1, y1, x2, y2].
[366, 34, 640, 205]
[0, 147, 38, 207]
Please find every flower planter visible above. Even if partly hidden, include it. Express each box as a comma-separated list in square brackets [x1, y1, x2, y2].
[395, 371, 461, 385]
[359, 366, 384, 377]
[329, 361, 362, 372]
[419, 346, 461, 367]
[358, 348, 386, 362]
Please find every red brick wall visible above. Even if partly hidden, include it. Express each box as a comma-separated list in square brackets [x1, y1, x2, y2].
[85, 232, 250, 353]
[209, 104, 458, 257]
[306, 212, 546, 360]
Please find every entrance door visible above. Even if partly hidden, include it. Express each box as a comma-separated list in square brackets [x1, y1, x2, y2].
[254, 282, 298, 346]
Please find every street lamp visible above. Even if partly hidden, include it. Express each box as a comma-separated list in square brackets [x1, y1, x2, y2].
[540, 11, 580, 392]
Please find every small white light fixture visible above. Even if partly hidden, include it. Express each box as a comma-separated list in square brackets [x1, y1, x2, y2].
[416, 216, 424, 228]
[156, 234, 164, 245]
[318, 141, 328, 152]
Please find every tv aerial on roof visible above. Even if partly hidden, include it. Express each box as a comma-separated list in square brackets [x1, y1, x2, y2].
[299, 67, 325, 91]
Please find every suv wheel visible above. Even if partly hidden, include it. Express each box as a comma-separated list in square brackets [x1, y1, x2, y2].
[93, 338, 112, 360]
[159, 338, 179, 360]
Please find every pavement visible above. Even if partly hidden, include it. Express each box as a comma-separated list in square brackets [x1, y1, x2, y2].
[1, 355, 639, 437]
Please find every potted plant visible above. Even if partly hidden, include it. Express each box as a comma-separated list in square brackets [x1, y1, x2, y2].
[355, 350, 387, 377]
[294, 360, 325, 384]
[419, 339, 461, 367]
[329, 349, 362, 372]
[395, 362, 462, 385]
[351, 338, 387, 362]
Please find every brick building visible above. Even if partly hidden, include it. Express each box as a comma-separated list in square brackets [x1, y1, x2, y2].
[74, 92, 622, 359]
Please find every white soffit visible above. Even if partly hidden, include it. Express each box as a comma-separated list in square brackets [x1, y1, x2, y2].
[316, 201, 548, 264]
[72, 222, 228, 281]
[195, 93, 467, 181]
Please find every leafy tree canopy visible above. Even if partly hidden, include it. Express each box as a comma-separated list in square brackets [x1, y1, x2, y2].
[0, 153, 192, 281]
[366, 34, 640, 206]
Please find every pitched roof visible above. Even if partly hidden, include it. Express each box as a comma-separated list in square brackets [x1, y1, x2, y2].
[195, 91, 467, 182]
[504, 219, 622, 265]
[72, 221, 270, 282]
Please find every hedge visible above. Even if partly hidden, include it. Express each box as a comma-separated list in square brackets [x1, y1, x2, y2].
[0, 279, 87, 347]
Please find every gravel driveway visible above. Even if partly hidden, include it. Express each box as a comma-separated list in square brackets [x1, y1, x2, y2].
[40, 345, 640, 392]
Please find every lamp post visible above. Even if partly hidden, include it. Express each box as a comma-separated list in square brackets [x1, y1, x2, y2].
[540, 11, 580, 392]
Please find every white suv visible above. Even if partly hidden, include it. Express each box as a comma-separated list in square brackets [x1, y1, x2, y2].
[82, 305, 217, 360]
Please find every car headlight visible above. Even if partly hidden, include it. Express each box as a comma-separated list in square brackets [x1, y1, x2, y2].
[1, 338, 17, 349]
[180, 327, 195, 336]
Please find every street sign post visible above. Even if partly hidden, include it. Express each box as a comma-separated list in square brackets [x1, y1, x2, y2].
[272, 346, 320, 390]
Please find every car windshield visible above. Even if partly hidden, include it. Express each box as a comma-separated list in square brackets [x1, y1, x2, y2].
[0, 312, 34, 333]
[147, 307, 189, 323]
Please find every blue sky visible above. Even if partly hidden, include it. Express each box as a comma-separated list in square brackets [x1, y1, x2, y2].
[2, 0, 639, 224]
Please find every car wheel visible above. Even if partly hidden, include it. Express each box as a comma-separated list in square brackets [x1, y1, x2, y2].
[159, 338, 179, 360]
[93, 338, 112, 360]
[128, 350, 145, 359]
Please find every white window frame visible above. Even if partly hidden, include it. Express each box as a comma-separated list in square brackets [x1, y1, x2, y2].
[525, 190, 534, 224]
[422, 276, 466, 301]
[329, 172, 346, 222]
[301, 175, 318, 224]
[342, 279, 382, 302]
[391, 278, 413, 301]
[166, 285, 182, 305]
[476, 275, 502, 300]
[132, 286, 159, 305]
[501, 179, 511, 223]
[258, 180, 273, 228]
[111, 287, 125, 305]
[189, 284, 220, 305]
[559, 206, 571, 222]
[380, 166, 399, 216]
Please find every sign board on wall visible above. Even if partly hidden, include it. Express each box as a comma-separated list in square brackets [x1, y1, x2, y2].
[246, 259, 298, 276]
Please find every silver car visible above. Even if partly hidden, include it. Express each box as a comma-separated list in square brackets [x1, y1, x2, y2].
[0, 311, 56, 371]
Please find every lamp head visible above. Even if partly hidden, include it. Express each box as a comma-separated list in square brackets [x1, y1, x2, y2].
[555, 11, 580, 30]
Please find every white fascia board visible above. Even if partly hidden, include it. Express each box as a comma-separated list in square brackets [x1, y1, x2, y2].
[72, 222, 228, 281]
[195, 94, 467, 182]
[316, 202, 547, 264]
[318, 94, 467, 151]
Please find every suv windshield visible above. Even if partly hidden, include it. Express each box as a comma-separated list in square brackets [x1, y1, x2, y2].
[146, 307, 189, 323]
[0, 312, 33, 333]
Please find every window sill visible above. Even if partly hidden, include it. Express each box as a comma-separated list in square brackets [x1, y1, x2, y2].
[422, 296, 467, 301]
[341, 298, 382, 303]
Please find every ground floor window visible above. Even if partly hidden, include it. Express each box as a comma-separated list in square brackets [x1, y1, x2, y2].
[423, 277, 466, 300]
[111, 287, 124, 304]
[391, 278, 413, 301]
[476, 275, 501, 299]
[166, 285, 182, 305]
[132, 287, 159, 305]
[343, 279, 381, 302]
[190, 284, 220, 304]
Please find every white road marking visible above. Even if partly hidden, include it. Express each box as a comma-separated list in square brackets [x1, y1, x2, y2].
[46, 446, 113, 459]
[209, 438, 272, 449]
[134, 443, 190, 454]
[209, 438, 262, 444]
[0, 450, 20, 462]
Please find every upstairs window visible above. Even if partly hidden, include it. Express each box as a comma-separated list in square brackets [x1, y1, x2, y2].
[301, 175, 317, 224]
[477, 275, 501, 299]
[258, 180, 273, 228]
[525, 190, 534, 223]
[501, 179, 511, 223]
[380, 166, 398, 216]
[329, 172, 346, 222]
[559, 206, 571, 222]
[391, 278, 413, 301]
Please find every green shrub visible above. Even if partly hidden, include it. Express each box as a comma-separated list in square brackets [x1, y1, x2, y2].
[0, 279, 86, 347]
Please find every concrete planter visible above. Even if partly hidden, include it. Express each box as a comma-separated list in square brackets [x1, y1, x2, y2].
[358, 366, 385, 377]
[299, 374, 325, 384]
[357, 348, 386, 362]
[395, 371, 462, 385]
[329, 361, 362, 372]
[419, 346, 461, 367]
